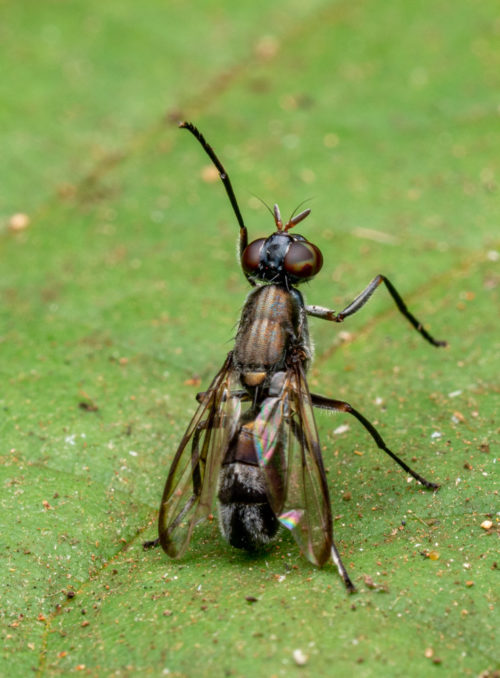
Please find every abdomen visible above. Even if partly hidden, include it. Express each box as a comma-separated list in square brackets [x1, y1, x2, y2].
[218, 422, 281, 550]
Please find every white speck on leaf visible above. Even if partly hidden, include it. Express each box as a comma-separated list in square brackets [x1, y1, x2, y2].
[293, 649, 308, 666]
[334, 424, 350, 435]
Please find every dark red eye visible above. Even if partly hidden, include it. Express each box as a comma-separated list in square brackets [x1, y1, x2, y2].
[284, 241, 323, 279]
[241, 238, 266, 273]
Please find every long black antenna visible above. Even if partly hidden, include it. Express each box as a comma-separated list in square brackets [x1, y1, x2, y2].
[179, 122, 250, 261]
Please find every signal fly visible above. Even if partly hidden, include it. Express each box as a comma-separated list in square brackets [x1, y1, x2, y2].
[146, 122, 446, 592]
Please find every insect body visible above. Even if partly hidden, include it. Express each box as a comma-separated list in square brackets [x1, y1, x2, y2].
[150, 122, 446, 592]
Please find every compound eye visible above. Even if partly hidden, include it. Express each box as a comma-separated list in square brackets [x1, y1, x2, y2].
[284, 241, 323, 279]
[241, 238, 266, 274]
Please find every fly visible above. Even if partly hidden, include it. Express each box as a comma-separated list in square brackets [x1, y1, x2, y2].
[145, 122, 447, 592]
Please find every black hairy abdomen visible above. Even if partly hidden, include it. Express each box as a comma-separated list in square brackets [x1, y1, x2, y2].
[218, 463, 280, 550]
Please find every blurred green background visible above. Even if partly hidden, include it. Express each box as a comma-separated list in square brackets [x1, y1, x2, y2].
[1, 1, 498, 676]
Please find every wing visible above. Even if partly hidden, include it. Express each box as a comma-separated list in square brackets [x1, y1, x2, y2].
[158, 353, 242, 558]
[252, 365, 333, 567]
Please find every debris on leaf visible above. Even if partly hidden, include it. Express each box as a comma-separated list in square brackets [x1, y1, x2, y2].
[333, 424, 350, 435]
[420, 550, 440, 561]
[363, 574, 389, 592]
[293, 649, 308, 666]
[8, 213, 30, 231]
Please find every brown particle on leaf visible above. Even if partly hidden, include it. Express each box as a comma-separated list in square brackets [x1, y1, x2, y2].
[163, 610, 173, 616]
[42, 500, 54, 510]
[184, 376, 202, 387]
[420, 550, 440, 560]
[57, 183, 77, 199]
[8, 213, 30, 231]
[342, 491, 352, 501]
[201, 165, 219, 183]
[362, 574, 389, 592]
[81, 620, 90, 627]
[255, 35, 280, 60]
[245, 596, 258, 604]
[79, 401, 99, 412]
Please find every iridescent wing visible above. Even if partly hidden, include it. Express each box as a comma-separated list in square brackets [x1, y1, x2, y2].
[252, 366, 333, 567]
[158, 354, 242, 558]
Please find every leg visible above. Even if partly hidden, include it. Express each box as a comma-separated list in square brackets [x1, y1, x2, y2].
[311, 393, 440, 490]
[289, 418, 356, 593]
[306, 274, 446, 347]
[331, 542, 356, 594]
[179, 122, 255, 287]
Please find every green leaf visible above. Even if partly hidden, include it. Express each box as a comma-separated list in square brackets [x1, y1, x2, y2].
[1, 0, 498, 675]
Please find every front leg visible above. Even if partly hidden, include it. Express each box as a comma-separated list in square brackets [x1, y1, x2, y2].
[306, 274, 446, 347]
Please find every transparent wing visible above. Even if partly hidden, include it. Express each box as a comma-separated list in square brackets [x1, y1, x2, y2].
[253, 366, 333, 567]
[158, 354, 242, 558]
